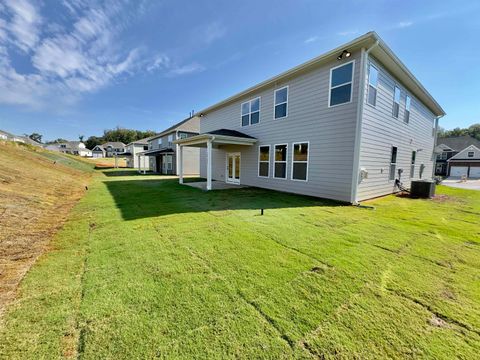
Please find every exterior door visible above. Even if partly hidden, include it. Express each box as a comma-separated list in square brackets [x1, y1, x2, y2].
[162, 155, 173, 174]
[226, 153, 241, 184]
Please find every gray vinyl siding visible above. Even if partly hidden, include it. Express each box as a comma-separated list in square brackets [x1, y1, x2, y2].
[356, 57, 436, 201]
[200, 53, 362, 202]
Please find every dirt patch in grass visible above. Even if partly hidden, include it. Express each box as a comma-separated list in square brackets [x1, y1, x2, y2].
[0, 142, 92, 319]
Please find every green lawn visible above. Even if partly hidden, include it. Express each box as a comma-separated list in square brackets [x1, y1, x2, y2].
[1, 169, 479, 359]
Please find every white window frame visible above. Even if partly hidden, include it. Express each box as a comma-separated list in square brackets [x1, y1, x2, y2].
[366, 63, 378, 107]
[410, 150, 416, 178]
[389, 146, 398, 181]
[404, 95, 411, 124]
[273, 86, 289, 119]
[468, 151, 474, 158]
[179, 133, 188, 139]
[257, 145, 271, 178]
[328, 60, 355, 108]
[392, 86, 401, 118]
[168, 134, 173, 146]
[273, 143, 288, 180]
[241, 97, 261, 127]
[291, 141, 309, 182]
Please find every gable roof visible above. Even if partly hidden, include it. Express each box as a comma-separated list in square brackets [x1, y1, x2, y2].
[126, 136, 156, 146]
[102, 142, 125, 148]
[149, 116, 200, 141]
[448, 145, 480, 161]
[437, 136, 480, 152]
[194, 31, 444, 118]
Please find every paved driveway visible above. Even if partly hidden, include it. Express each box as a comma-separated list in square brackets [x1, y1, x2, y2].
[442, 178, 480, 190]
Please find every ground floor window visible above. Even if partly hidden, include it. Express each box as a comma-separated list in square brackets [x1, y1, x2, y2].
[389, 146, 397, 180]
[410, 151, 416, 178]
[258, 146, 270, 177]
[292, 142, 309, 181]
[274, 144, 288, 179]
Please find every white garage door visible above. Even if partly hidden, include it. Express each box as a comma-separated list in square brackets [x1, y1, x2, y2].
[450, 166, 468, 177]
[469, 167, 480, 178]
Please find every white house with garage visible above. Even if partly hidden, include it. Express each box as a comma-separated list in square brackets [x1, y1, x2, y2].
[447, 145, 480, 178]
[174, 31, 445, 203]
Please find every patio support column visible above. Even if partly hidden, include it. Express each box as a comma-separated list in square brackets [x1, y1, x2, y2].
[179, 145, 184, 184]
[137, 155, 141, 173]
[207, 140, 212, 190]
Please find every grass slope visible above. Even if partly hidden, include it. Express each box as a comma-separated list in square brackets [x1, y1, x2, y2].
[0, 141, 94, 316]
[0, 169, 479, 359]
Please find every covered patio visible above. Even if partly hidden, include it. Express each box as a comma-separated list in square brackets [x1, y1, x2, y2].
[173, 129, 257, 190]
[184, 180, 249, 191]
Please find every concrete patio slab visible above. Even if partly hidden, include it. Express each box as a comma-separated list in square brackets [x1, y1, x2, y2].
[183, 181, 248, 191]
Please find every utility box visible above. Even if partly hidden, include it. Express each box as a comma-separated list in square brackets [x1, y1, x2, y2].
[410, 180, 435, 198]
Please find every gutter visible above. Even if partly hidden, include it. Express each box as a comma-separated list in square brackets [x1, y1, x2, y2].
[431, 115, 444, 178]
[350, 40, 379, 205]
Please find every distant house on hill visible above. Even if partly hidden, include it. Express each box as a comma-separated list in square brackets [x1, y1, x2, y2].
[125, 137, 153, 170]
[92, 142, 126, 158]
[435, 135, 480, 177]
[0, 129, 42, 147]
[46, 141, 92, 156]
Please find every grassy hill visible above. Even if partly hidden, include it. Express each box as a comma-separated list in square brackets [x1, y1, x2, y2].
[0, 141, 94, 317]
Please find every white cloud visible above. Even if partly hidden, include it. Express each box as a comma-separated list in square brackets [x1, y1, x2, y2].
[3, 0, 42, 52]
[337, 30, 358, 37]
[397, 21, 413, 28]
[203, 22, 226, 44]
[167, 63, 205, 77]
[304, 36, 318, 44]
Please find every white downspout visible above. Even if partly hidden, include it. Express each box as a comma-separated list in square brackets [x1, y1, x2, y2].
[350, 40, 379, 205]
[432, 115, 443, 179]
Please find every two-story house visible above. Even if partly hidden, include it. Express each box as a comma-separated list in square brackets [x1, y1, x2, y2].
[92, 142, 126, 158]
[434, 135, 480, 177]
[125, 137, 152, 170]
[174, 32, 445, 203]
[46, 141, 92, 156]
[141, 116, 200, 175]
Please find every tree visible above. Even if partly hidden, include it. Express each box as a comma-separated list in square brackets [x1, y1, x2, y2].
[467, 123, 480, 140]
[84, 128, 157, 149]
[45, 138, 68, 144]
[439, 123, 480, 141]
[79, 135, 85, 142]
[85, 136, 102, 150]
[27, 133, 43, 143]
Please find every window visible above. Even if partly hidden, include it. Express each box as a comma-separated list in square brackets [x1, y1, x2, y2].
[410, 151, 416, 178]
[367, 64, 378, 106]
[441, 152, 448, 160]
[258, 146, 270, 177]
[241, 97, 260, 126]
[404, 95, 411, 123]
[329, 61, 354, 106]
[179, 133, 188, 139]
[274, 144, 287, 179]
[389, 146, 398, 180]
[392, 86, 400, 118]
[143, 145, 148, 151]
[274, 86, 288, 119]
[168, 134, 173, 146]
[468, 151, 475, 158]
[292, 142, 309, 181]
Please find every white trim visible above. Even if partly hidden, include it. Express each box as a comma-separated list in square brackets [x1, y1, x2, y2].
[392, 85, 401, 118]
[291, 141, 310, 182]
[404, 94, 411, 124]
[273, 143, 288, 180]
[273, 86, 289, 119]
[257, 145, 271, 178]
[328, 59, 355, 108]
[226, 152, 241, 184]
[366, 63, 378, 107]
[389, 146, 398, 181]
[241, 97, 261, 127]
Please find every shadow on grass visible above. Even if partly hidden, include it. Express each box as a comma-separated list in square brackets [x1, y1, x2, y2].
[101, 170, 160, 177]
[104, 177, 345, 220]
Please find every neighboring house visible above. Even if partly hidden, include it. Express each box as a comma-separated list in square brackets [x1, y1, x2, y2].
[46, 141, 92, 156]
[103, 142, 126, 157]
[92, 145, 105, 158]
[125, 137, 152, 170]
[0, 130, 42, 147]
[446, 145, 480, 178]
[142, 117, 200, 175]
[0, 129, 10, 140]
[175, 31, 445, 203]
[434, 135, 480, 177]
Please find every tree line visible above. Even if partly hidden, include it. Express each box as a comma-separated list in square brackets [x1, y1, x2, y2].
[438, 123, 480, 141]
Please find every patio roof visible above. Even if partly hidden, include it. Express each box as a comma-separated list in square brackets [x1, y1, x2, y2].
[173, 128, 257, 147]
[141, 148, 174, 156]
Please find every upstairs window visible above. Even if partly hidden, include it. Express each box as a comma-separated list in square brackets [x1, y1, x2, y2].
[468, 151, 475, 158]
[274, 86, 288, 119]
[367, 64, 378, 106]
[179, 133, 188, 139]
[274, 144, 288, 179]
[143, 146, 148, 150]
[168, 134, 173, 146]
[292, 142, 309, 181]
[241, 97, 260, 126]
[389, 146, 398, 180]
[393, 86, 401, 118]
[404, 95, 411, 123]
[258, 146, 270, 178]
[329, 61, 354, 106]
[410, 151, 416, 178]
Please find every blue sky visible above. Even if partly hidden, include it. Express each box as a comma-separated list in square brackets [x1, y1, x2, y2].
[0, 0, 479, 141]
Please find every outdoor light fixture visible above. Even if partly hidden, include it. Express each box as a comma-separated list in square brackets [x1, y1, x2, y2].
[337, 49, 351, 60]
